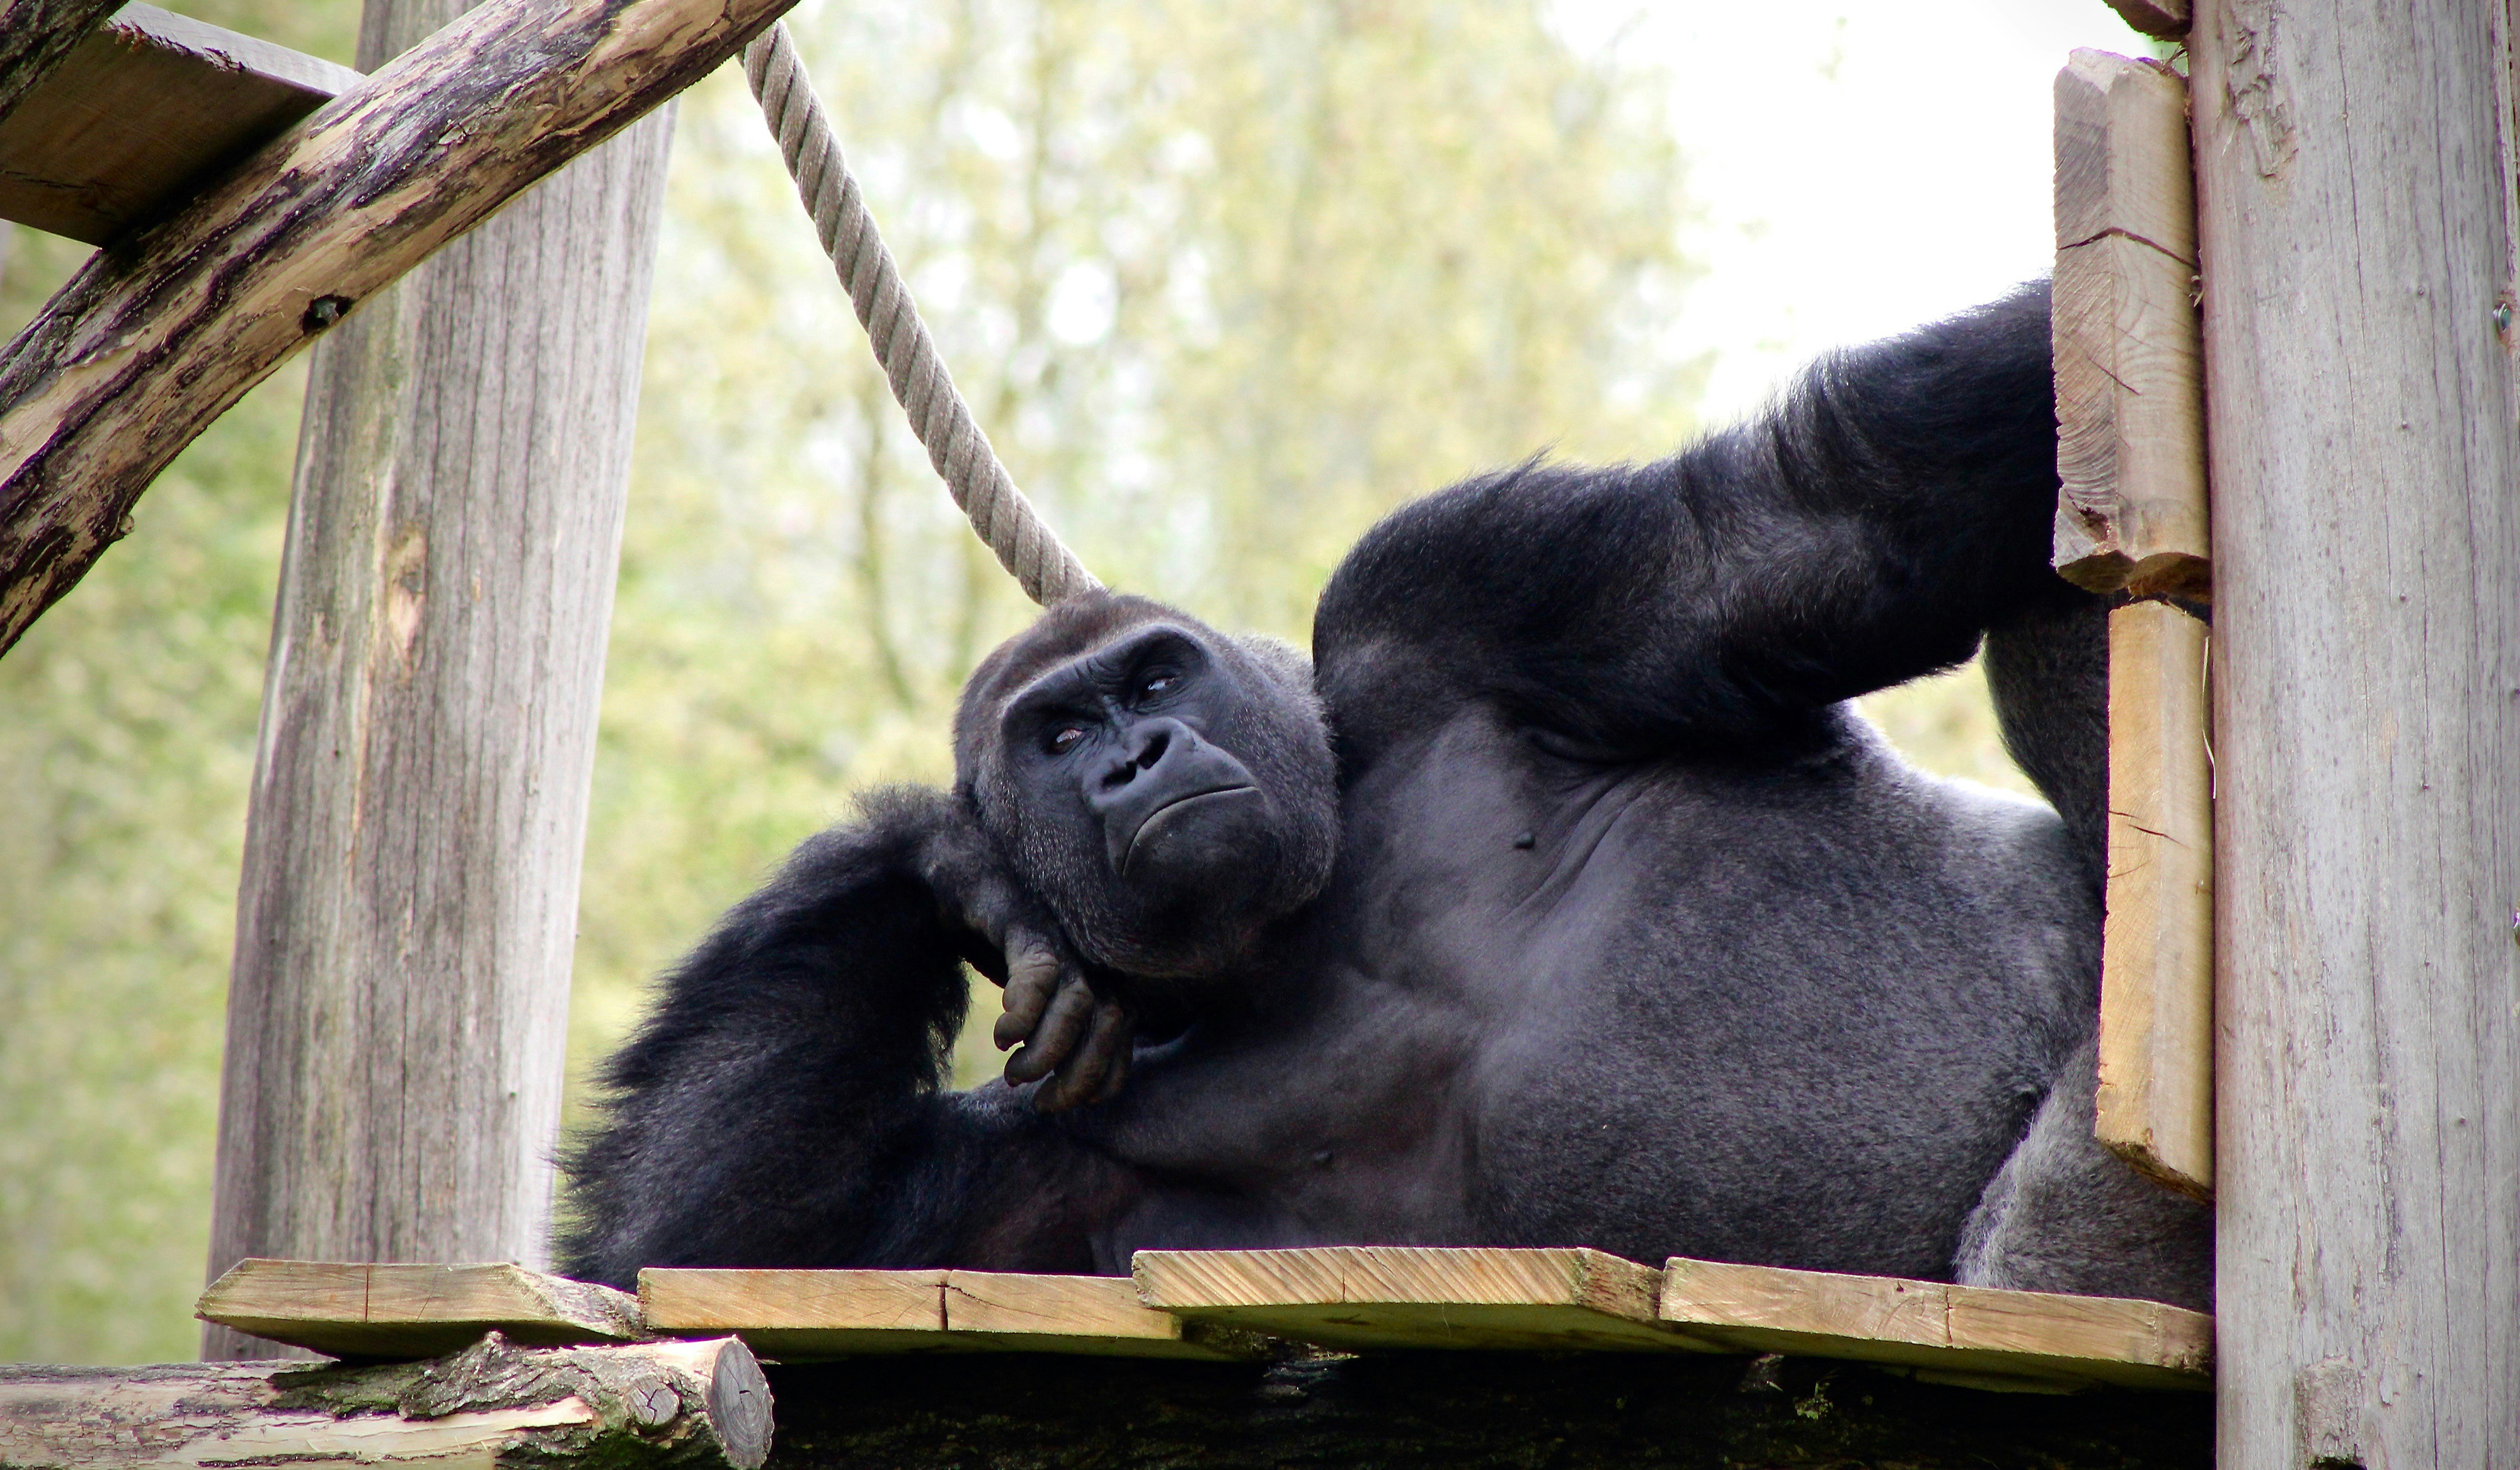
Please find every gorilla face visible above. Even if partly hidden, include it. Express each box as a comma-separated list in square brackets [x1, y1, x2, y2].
[956, 594, 1339, 986]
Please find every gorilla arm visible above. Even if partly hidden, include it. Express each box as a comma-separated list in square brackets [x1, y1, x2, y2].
[1314, 281, 2080, 764]
[555, 787, 1135, 1287]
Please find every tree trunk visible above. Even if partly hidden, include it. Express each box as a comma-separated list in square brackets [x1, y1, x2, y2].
[2189, 0, 2520, 1464]
[202, 0, 673, 1360]
[0, 1335, 770, 1469]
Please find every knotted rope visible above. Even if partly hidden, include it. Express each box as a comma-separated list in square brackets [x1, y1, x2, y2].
[742, 21, 1100, 607]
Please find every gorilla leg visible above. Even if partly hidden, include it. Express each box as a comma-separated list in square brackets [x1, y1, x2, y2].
[1953, 1036, 2213, 1310]
[1981, 590, 2114, 893]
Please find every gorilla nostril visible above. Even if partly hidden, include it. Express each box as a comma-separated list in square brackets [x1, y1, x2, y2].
[1136, 728, 1170, 770]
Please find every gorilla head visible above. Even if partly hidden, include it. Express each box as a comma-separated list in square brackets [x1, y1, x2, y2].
[953, 593, 1339, 987]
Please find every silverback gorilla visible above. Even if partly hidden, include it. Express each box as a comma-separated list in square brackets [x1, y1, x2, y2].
[559, 283, 2211, 1310]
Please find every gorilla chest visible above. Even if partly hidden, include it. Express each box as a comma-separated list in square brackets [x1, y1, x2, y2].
[1108, 713, 2085, 1266]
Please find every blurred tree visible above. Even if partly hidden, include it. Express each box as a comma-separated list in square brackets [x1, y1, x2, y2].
[0, 0, 352, 1368]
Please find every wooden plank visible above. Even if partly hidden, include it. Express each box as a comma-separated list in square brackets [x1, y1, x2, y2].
[195, 1260, 646, 1359]
[2095, 600, 2214, 1198]
[2189, 0, 2520, 1464]
[0, 0, 798, 663]
[1659, 1257, 2212, 1392]
[1131, 1246, 1715, 1353]
[2051, 49, 2209, 599]
[0, 0, 124, 132]
[0, 1336, 770, 1467]
[640, 1268, 1264, 1360]
[0, 4, 364, 244]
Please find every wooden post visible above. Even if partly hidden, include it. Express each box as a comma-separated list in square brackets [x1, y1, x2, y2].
[200, 0, 673, 1359]
[2189, 0, 2520, 1464]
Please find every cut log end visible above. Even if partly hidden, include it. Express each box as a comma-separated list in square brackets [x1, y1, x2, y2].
[2051, 542, 2213, 602]
[2100, 0, 2191, 40]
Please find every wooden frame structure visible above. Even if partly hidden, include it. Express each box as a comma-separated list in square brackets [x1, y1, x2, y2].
[1, 0, 2514, 1464]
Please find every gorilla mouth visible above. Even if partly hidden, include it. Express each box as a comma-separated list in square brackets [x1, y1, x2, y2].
[1120, 784, 1259, 876]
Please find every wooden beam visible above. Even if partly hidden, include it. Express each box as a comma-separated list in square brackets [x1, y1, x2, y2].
[197, 1260, 646, 1359]
[0, 4, 362, 245]
[2094, 600, 2214, 1198]
[0, 1334, 770, 1468]
[1658, 1256, 2212, 1392]
[2189, 0, 2520, 1464]
[198, 0, 680, 1358]
[1131, 1246, 1714, 1353]
[0, 0, 123, 129]
[2051, 49, 2209, 600]
[0, 0, 797, 661]
[640, 1268, 1269, 1361]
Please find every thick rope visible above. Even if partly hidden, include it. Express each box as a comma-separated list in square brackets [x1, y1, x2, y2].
[743, 22, 1100, 607]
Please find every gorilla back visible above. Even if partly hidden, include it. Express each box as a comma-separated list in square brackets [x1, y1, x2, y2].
[558, 282, 2211, 1309]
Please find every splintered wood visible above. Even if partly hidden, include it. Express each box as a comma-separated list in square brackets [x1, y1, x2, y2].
[1135, 1246, 1707, 1355]
[2051, 49, 2209, 599]
[195, 1260, 646, 1358]
[1660, 1257, 2211, 1392]
[639, 1268, 1266, 1360]
[2096, 600, 2214, 1198]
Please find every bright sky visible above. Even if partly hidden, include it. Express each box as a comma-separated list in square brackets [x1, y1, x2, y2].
[1550, 0, 2160, 421]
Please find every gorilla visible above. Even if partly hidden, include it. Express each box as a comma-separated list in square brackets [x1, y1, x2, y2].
[558, 282, 2211, 1310]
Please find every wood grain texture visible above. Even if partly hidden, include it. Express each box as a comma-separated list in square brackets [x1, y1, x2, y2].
[2190, 0, 2520, 1464]
[0, 0, 798, 660]
[1132, 1246, 1711, 1353]
[1658, 1258, 2211, 1392]
[0, 1334, 770, 1467]
[639, 1269, 1264, 1360]
[2052, 50, 2209, 598]
[2094, 600, 2214, 1198]
[197, 1259, 646, 1358]
[0, 0, 122, 129]
[197, 0, 680, 1361]
[0, 4, 362, 244]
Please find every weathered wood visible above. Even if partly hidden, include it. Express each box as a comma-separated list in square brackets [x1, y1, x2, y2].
[1659, 1258, 2211, 1392]
[198, 0, 682, 1360]
[639, 1268, 1268, 1360]
[2189, 0, 2520, 1464]
[760, 1352, 2213, 1468]
[2093, 600, 2213, 1198]
[0, 4, 362, 244]
[0, 0, 122, 129]
[0, 1334, 770, 1468]
[0, 0, 798, 661]
[198, 1259, 647, 1359]
[2052, 50, 2209, 599]
[1133, 1246, 1712, 1353]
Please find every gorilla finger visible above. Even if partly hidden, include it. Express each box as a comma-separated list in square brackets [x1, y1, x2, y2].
[1091, 1026, 1131, 1104]
[1037, 1003, 1132, 1113]
[992, 934, 1063, 1050]
[1003, 978, 1097, 1084]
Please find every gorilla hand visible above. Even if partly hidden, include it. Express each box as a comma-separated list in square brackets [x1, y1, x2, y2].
[915, 805, 1132, 1111]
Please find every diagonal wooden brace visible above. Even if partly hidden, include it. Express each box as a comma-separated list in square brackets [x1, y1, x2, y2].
[0, 0, 798, 658]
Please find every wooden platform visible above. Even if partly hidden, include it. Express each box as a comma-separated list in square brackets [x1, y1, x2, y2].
[641, 1267, 1269, 1361]
[196, 1260, 645, 1359]
[198, 1251, 2210, 1391]
[0, 3, 360, 244]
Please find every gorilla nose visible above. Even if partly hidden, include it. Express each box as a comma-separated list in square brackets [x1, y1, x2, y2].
[1097, 721, 1177, 794]
[1084, 718, 1261, 874]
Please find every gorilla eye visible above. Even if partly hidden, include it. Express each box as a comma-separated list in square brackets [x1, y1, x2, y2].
[1138, 671, 1178, 699]
[1046, 724, 1088, 754]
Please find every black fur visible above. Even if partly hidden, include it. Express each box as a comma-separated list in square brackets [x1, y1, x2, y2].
[558, 282, 2210, 1308]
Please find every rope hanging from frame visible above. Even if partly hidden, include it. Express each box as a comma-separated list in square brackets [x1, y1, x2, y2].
[741, 21, 1101, 607]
